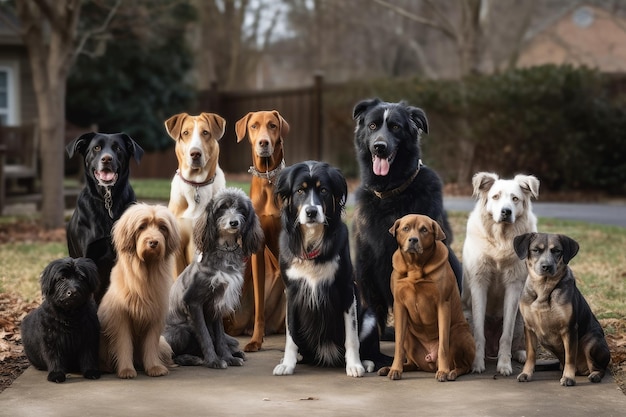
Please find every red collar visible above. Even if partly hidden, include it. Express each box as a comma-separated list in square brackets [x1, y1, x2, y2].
[299, 248, 321, 260]
[176, 169, 216, 187]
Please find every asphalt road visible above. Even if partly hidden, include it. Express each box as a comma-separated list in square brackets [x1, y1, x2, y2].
[444, 197, 626, 228]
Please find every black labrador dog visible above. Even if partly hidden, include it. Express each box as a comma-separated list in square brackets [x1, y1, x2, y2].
[66, 132, 144, 304]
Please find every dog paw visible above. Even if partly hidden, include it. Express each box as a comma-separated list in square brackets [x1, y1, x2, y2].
[83, 369, 101, 380]
[387, 369, 403, 380]
[377, 366, 391, 376]
[517, 372, 532, 382]
[47, 371, 66, 383]
[588, 371, 603, 383]
[226, 357, 245, 367]
[205, 359, 228, 369]
[273, 363, 295, 376]
[362, 360, 375, 373]
[496, 357, 513, 376]
[447, 370, 458, 381]
[232, 350, 246, 360]
[117, 367, 138, 379]
[145, 364, 169, 377]
[436, 370, 450, 382]
[346, 363, 365, 378]
[244, 340, 262, 352]
[472, 357, 486, 374]
[560, 376, 576, 386]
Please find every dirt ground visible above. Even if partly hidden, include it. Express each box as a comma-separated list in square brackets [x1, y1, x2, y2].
[0, 220, 624, 394]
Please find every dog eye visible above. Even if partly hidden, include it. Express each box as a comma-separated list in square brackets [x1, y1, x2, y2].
[420, 227, 428, 233]
[296, 189, 304, 195]
[390, 124, 400, 131]
[93, 145, 101, 152]
[402, 225, 410, 232]
[492, 194, 499, 200]
[202, 130, 209, 136]
[250, 124, 258, 130]
[551, 248, 562, 255]
[138, 223, 147, 230]
[268, 123, 277, 129]
[368, 123, 377, 130]
[182, 130, 189, 136]
[320, 187, 328, 195]
[512, 196, 519, 202]
[159, 224, 169, 233]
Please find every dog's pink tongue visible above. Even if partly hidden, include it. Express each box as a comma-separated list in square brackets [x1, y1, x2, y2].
[373, 156, 390, 176]
[98, 171, 115, 182]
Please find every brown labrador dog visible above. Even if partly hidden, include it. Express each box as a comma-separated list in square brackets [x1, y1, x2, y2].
[378, 214, 475, 381]
[514, 232, 611, 386]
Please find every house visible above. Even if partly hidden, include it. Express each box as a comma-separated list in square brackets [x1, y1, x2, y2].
[0, 11, 37, 127]
[518, 4, 626, 72]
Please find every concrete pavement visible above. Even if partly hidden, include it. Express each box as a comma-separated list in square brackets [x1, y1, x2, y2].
[1, 335, 625, 417]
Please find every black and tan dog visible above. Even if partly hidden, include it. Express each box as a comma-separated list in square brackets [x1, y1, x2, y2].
[66, 132, 144, 304]
[514, 232, 611, 386]
[379, 214, 475, 381]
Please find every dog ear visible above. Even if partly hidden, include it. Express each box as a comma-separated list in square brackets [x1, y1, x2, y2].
[201, 112, 226, 140]
[74, 257, 100, 294]
[193, 205, 212, 253]
[119, 133, 144, 164]
[39, 260, 59, 297]
[164, 113, 188, 140]
[111, 204, 139, 254]
[242, 207, 264, 257]
[272, 110, 290, 139]
[353, 98, 382, 121]
[472, 172, 498, 198]
[558, 234, 580, 265]
[432, 220, 446, 241]
[408, 106, 429, 135]
[160, 207, 182, 257]
[513, 233, 535, 260]
[235, 113, 252, 143]
[327, 164, 347, 212]
[66, 132, 97, 159]
[388, 219, 401, 237]
[515, 174, 540, 200]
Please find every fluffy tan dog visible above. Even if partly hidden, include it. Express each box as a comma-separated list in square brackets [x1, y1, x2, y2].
[98, 203, 181, 379]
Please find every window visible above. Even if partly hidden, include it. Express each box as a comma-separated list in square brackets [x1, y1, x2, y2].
[0, 65, 17, 126]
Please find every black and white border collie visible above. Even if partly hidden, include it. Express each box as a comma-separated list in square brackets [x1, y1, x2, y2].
[272, 160, 390, 377]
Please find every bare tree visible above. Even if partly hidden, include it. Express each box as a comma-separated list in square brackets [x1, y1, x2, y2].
[190, 0, 281, 90]
[6, 0, 119, 229]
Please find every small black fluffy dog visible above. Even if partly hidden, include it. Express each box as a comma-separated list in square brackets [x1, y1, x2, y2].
[352, 98, 461, 340]
[66, 132, 144, 304]
[164, 188, 263, 368]
[21, 257, 101, 383]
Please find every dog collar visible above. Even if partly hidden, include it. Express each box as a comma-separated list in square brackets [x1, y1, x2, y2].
[370, 160, 422, 200]
[176, 170, 216, 204]
[248, 159, 285, 184]
[299, 248, 321, 260]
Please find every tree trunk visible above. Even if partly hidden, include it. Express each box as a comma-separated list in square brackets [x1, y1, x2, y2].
[17, 0, 81, 229]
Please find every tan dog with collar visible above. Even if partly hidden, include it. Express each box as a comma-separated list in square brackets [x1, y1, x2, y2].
[226, 111, 289, 352]
[165, 112, 227, 277]
[379, 214, 475, 381]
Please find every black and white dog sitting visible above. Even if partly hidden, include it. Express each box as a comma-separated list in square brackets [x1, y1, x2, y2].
[21, 257, 101, 383]
[272, 161, 391, 377]
[163, 187, 263, 368]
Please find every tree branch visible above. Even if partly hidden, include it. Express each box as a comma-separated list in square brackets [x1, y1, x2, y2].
[72, 0, 122, 61]
[370, 0, 457, 40]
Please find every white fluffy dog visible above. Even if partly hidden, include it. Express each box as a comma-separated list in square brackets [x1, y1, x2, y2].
[461, 172, 539, 376]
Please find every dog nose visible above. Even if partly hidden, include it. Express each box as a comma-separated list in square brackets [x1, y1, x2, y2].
[408, 237, 418, 245]
[190, 148, 202, 160]
[230, 220, 240, 228]
[540, 263, 553, 273]
[373, 141, 387, 155]
[501, 208, 512, 218]
[305, 207, 318, 219]
[259, 139, 269, 148]
[149, 240, 159, 249]
[101, 154, 112, 163]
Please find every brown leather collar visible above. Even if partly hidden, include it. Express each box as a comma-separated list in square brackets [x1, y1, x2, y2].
[176, 169, 216, 187]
